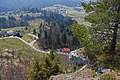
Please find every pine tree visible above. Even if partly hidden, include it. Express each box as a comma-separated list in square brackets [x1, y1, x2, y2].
[33, 29, 37, 35]
[81, 0, 120, 54]
[50, 50, 54, 60]
[28, 54, 62, 80]
[62, 32, 67, 44]
[72, 0, 120, 69]
[44, 30, 48, 40]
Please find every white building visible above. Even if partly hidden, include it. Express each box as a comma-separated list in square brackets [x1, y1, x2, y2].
[7, 30, 14, 36]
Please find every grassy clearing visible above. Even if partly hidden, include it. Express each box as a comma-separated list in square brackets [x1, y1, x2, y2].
[34, 42, 39, 49]
[0, 38, 30, 50]
[1, 19, 42, 35]
[0, 38, 45, 59]
[67, 9, 91, 26]
[2, 26, 25, 31]
[28, 20, 43, 34]
[22, 34, 34, 43]
[0, 16, 7, 18]
[67, 9, 85, 18]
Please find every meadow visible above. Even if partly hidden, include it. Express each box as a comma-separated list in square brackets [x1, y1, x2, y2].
[0, 38, 44, 59]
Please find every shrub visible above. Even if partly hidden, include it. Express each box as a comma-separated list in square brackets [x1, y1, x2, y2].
[100, 74, 116, 80]
[28, 53, 62, 80]
[91, 70, 96, 77]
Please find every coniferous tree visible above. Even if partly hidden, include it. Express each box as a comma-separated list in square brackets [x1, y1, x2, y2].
[33, 29, 37, 35]
[72, 0, 120, 69]
[81, 0, 120, 54]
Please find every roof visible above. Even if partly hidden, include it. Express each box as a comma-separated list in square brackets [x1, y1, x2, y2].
[61, 48, 70, 52]
[7, 30, 13, 34]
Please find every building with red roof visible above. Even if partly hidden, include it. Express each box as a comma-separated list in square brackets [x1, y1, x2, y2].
[61, 48, 70, 53]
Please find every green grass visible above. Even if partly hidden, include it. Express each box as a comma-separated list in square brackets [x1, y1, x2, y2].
[2, 26, 26, 31]
[28, 20, 43, 34]
[0, 38, 45, 59]
[0, 38, 30, 50]
[0, 16, 7, 18]
[34, 42, 40, 49]
[1, 19, 42, 35]
[22, 34, 34, 43]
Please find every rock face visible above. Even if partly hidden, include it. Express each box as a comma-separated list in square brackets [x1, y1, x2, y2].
[70, 56, 88, 65]
[50, 68, 97, 80]
[50, 68, 120, 80]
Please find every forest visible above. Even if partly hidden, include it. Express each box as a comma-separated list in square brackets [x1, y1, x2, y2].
[38, 11, 80, 50]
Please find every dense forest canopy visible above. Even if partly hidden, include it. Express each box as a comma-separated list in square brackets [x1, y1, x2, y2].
[0, 16, 28, 28]
[38, 11, 80, 50]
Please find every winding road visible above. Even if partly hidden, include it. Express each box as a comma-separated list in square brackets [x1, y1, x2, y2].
[0, 34, 48, 53]
[0, 34, 69, 55]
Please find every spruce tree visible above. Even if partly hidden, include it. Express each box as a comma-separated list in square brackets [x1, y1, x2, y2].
[72, 0, 120, 68]
[81, 0, 120, 54]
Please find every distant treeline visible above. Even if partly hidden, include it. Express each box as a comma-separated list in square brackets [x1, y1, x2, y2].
[0, 12, 39, 28]
[0, 16, 28, 28]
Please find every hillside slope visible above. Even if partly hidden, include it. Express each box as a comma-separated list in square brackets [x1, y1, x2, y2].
[0, 0, 89, 12]
[51, 68, 120, 80]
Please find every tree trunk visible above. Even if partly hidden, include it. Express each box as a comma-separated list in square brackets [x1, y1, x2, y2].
[109, 6, 120, 54]
[109, 23, 118, 54]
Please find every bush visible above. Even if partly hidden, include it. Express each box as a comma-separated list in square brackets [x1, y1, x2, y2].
[100, 74, 116, 80]
[28, 53, 63, 80]
[91, 70, 96, 77]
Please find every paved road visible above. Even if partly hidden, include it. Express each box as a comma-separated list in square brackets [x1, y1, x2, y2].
[0, 35, 48, 53]
[28, 33, 48, 53]
[0, 34, 67, 55]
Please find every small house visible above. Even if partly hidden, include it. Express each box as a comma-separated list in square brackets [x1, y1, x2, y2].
[61, 48, 70, 53]
[14, 31, 23, 38]
[0, 31, 5, 37]
[6, 30, 14, 36]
